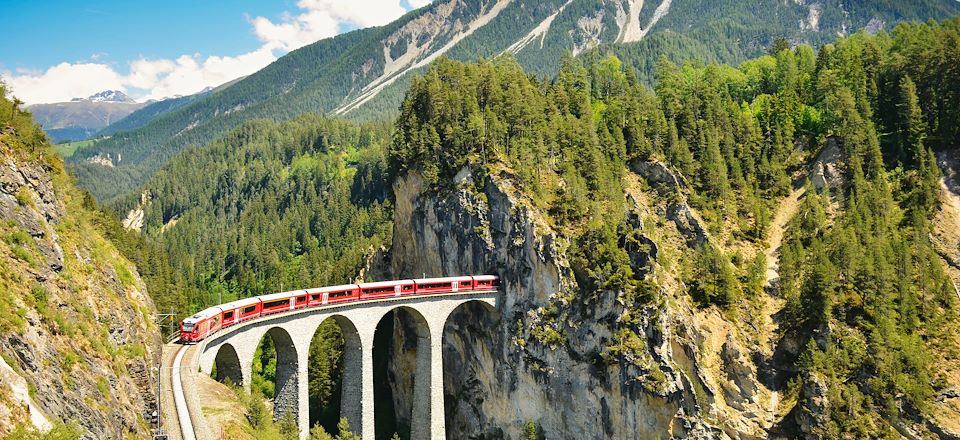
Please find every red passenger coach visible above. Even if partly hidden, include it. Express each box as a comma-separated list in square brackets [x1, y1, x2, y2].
[359, 280, 415, 299]
[218, 297, 262, 327]
[259, 291, 297, 315]
[179, 275, 500, 343]
[472, 275, 499, 289]
[414, 276, 475, 293]
[308, 284, 360, 305]
[180, 306, 223, 342]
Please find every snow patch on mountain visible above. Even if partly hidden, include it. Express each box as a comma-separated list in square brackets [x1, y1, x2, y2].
[71, 90, 136, 104]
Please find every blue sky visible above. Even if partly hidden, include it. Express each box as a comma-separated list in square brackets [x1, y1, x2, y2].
[1, 1, 279, 69]
[1, 0, 430, 104]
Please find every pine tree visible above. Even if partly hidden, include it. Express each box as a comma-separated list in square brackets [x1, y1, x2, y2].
[524, 419, 537, 440]
[898, 75, 927, 166]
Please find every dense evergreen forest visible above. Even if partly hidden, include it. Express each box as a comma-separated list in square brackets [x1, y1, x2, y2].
[104, 114, 394, 437]
[42, 14, 960, 439]
[66, 0, 960, 207]
[114, 115, 394, 317]
[391, 18, 960, 436]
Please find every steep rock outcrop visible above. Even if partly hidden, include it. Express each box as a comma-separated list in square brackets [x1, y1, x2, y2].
[0, 134, 159, 438]
[380, 167, 775, 438]
[628, 160, 710, 247]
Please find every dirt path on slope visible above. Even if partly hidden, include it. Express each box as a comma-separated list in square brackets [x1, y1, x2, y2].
[765, 186, 805, 287]
[933, 151, 960, 299]
[930, 150, 960, 440]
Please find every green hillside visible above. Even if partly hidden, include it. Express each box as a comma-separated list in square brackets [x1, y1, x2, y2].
[93, 15, 960, 437]
[123, 115, 393, 311]
[391, 17, 960, 436]
[67, 0, 960, 206]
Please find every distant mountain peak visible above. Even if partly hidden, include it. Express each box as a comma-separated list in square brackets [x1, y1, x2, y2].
[71, 90, 136, 104]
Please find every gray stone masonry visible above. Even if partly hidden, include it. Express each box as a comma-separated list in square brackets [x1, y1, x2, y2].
[192, 292, 498, 439]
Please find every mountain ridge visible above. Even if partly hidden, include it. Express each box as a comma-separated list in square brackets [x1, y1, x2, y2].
[69, 90, 137, 104]
[27, 90, 146, 143]
[68, 0, 960, 205]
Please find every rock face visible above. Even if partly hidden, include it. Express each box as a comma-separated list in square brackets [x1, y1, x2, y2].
[379, 167, 776, 438]
[628, 160, 710, 248]
[0, 137, 159, 438]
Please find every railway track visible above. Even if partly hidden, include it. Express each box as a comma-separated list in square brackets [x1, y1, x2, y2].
[171, 344, 197, 440]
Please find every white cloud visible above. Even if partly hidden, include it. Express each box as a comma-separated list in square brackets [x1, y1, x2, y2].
[407, 0, 433, 8]
[2, 0, 418, 105]
[3, 63, 125, 105]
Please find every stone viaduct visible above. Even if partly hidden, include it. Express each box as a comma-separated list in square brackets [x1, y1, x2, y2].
[189, 291, 498, 439]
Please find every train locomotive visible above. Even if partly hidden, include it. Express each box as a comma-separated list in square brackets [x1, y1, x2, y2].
[179, 275, 499, 342]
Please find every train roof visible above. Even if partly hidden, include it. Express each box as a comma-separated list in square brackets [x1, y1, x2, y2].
[358, 279, 414, 288]
[472, 274, 498, 280]
[414, 276, 473, 283]
[306, 284, 359, 293]
[258, 290, 303, 302]
[219, 297, 261, 310]
[184, 306, 222, 323]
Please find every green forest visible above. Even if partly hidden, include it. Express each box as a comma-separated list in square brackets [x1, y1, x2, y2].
[14, 13, 960, 440]
[110, 115, 394, 316]
[390, 18, 960, 436]
[65, 0, 960, 208]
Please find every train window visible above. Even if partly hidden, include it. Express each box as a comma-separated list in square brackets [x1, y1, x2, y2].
[331, 290, 351, 298]
[243, 306, 257, 315]
[365, 287, 392, 294]
[263, 299, 289, 309]
[311, 294, 322, 301]
[224, 311, 234, 319]
[403, 285, 413, 291]
[296, 296, 307, 304]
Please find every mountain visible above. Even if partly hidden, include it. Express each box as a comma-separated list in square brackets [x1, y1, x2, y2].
[68, 0, 960, 205]
[0, 86, 159, 437]
[378, 20, 960, 437]
[114, 17, 960, 438]
[96, 77, 246, 138]
[27, 90, 146, 143]
[72, 90, 136, 103]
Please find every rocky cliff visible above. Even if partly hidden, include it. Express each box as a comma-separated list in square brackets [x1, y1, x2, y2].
[377, 165, 786, 439]
[0, 122, 159, 438]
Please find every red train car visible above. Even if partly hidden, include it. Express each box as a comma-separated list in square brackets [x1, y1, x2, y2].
[413, 276, 475, 293]
[218, 297, 262, 327]
[307, 284, 360, 306]
[358, 280, 415, 299]
[259, 291, 296, 315]
[180, 306, 223, 342]
[472, 275, 499, 290]
[180, 275, 500, 342]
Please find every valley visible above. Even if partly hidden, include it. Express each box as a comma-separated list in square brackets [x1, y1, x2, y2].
[2, 2, 960, 440]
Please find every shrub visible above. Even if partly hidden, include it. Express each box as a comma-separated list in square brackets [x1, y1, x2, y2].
[15, 187, 33, 207]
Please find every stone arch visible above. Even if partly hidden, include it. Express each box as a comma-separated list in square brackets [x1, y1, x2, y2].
[441, 299, 500, 439]
[212, 343, 243, 386]
[307, 314, 363, 434]
[261, 326, 300, 421]
[374, 305, 432, 439]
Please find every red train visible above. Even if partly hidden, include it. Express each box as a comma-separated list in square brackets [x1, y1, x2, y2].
[179, 275, 499, 342]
